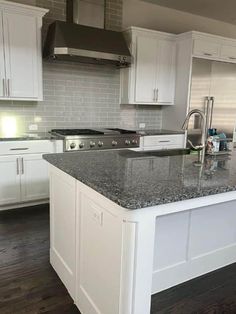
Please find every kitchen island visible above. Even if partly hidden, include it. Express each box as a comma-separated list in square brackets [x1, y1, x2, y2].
[44, 150, 236, 314]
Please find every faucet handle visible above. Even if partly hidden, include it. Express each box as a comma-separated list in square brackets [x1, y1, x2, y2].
[187, 139, 204, 151]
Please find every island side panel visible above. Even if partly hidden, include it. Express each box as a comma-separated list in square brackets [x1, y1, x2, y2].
[49, 165, 77, 299]
[152, 199, 236, 294]
[76, 190, 123, 314]
[75, 182, 156, 314]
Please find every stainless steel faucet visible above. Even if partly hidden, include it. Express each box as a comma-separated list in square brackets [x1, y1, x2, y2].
[182, 109, 207, 164]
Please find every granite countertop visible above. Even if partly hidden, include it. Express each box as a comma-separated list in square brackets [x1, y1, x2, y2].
[43, 149, 236, 210]
[136, 129, 185, 136]
[0, 132, 61, 141]
[0, 129, 184, 141]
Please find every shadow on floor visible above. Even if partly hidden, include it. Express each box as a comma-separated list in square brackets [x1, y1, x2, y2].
[0, 204, 236, 313]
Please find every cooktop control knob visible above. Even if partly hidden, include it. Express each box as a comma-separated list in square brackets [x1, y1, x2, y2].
[90, 141, 96, 148]
[112, 140, 117, 146]
[70, 142, 76, 149]
[98, 141, 103, 147]
[125, 140, 131, 145]
[79, 143, 84, 149]
[132, 139, 138, 145]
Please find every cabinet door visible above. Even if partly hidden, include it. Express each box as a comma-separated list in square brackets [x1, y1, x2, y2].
[135, 36, 158, 103]
[0, 156, 21, 206]
[0, 12, 5, 98]
[3, 11, 39, 99]
[193, 39, 220, 58]
[156, 40, 176, 104]
[143, 134, 185, 150]
[21, 154, 49, 202]
[220, 45, 236, 62]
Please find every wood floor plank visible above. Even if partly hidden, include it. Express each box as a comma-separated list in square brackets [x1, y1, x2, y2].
[1, 204, 236, 314]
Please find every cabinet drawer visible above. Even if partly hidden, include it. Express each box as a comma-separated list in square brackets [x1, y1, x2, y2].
[220, 45, 236, 61]
[142, 135, 185, 149]
[0, 140, 55, 155]
[193, 39, 220, 58]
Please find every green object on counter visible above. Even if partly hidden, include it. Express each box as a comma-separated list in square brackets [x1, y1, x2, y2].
[190, 149, 199, 155]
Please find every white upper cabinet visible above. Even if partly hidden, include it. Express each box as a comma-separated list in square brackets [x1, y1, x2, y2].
[3, 12, 38, 99]
[220, 45, 236, 61]
[193, 39, 220, 58]
[135, 36, 158, 103]
[156, 40, 176, 104]
[192, 32, 236, 64]
[120, 27, 176, 106]
[0, 14, 5, 98]
[162, 31, 236, 132]
[0, 1, 48, 101]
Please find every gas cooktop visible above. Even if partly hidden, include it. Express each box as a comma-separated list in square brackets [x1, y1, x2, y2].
[51, 128, 140, 151]
[51, 128, 137, 136]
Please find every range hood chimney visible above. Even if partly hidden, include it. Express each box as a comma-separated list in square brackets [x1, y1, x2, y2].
[67, 0, 105, 29]
[43, 0, 131, 67]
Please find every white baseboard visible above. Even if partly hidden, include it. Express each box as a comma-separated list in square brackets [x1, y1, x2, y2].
[0, 199, 49, 211]
[152, 244, 236, 294]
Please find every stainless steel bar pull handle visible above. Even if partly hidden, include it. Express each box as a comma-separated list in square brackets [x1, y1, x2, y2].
[2, 78, 5, 96]
[16, 158, 20, 175]
[153, 89, 158, 102]
[153, 89, 156, 102]
[204, 96, 211, 135]
[209, 96, 215, 129]
[7, 79, 10, 97]
[21, 158, 24, 175]
[10, 148, 29, 151]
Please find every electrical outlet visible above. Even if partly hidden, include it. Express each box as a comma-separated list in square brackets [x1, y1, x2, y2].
[29, 124, 38, 131]
[139, 123, 146, 129]
[91, 206, 103, 226]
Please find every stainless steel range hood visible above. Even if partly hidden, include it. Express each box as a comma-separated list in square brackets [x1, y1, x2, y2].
[43, 20, 131, 67]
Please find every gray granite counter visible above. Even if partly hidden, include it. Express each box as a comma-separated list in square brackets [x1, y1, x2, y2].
[137, 129, 185, 136]
[43, 150, 236, 210]
[0, 132, 59, 141]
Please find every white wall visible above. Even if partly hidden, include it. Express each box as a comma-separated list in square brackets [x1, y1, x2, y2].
[123, 0, 236, 38]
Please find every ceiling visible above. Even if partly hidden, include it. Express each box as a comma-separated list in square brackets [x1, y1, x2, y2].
[143, 0, 236, 25]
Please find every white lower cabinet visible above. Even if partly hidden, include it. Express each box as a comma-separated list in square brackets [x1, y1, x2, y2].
[135, 134, 185, 151]
[21, 154, 50, 202]
[0, 155, 21, 205]
[142, 134, 185, 150]
[0, 140, 63, 209]
[0, 154, 49, 207]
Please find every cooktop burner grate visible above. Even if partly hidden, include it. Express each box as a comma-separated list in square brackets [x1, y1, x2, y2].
[107, 128, 137, 134]
[51, 129, 104, 136]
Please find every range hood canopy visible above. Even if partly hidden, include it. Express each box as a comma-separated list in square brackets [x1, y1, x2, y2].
[43, 21, 131, 67]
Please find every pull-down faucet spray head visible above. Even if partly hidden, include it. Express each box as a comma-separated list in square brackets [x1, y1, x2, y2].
[182, 109, 207, 165]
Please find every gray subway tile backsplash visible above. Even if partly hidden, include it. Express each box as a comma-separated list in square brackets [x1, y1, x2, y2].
[0, 60, 162, 133]
[1, 0, 163, 133]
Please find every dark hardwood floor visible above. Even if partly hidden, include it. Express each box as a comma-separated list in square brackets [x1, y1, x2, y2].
[0, 205, 236, 314]
[0, 205, 79, 314]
